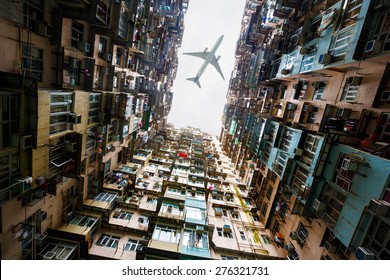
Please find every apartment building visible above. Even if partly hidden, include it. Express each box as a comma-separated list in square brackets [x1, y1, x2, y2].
[0, 0, 188, 260]
[2, 0, 389, 262]
[220, 0, 390, 260]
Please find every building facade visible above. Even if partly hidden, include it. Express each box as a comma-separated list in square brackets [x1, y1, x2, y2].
[220, 0, 390, 260]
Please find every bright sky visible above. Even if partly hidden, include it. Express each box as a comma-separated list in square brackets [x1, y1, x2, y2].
[168, 0, 246, 136]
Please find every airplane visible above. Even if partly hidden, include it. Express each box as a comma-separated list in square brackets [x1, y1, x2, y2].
[183, 35, 225, 88]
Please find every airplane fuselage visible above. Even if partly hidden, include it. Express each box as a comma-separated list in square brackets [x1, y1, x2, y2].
[194, 35, 224, 81]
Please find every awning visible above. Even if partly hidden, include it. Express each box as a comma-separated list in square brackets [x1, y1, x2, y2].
[318, 8, 338, 33]
[178, 152, 188, 158]
[50, 155, 71, 167]
[128, 47, 145, 55]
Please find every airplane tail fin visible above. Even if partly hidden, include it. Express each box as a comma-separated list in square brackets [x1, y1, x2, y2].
[187, 77, 201, 88]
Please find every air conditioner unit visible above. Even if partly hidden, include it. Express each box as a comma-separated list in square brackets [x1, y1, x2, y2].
[66, 142, 77, 153]
[36, 233, 47, 247]
[347, 76, 362, 86]
[64, 211, 73, 222]
[263, 134, 270, 140]
[21, 135, 33, 149]
[107, 53, 112, 61]
[355, 247, 376, 260]
[341, 159, 358, 171]
[97, 125, 107, 134]
[364, 40, 383, 53]
[43, 251, 56, 260]
[374, 0, 390, 9]
[313, 199, 326, 212]
[272, 162, 279, 169]
[34, 189, 46, 199]
[114, 208, 122, 216]
[294, 148, 303, 156]
[303, 104, 314, 112]
[214, 207, 222, 216]
[281, 68, 291, 75]
[37, 22, 53, 38]
[68, 113, 81, 124]
[336, 108, 345, 117]
[300, 47, 309, 55]
[318, 53, 332, 64]
[324, 241, 337, 253]
[223, 224, 232, 233]
[287, 103, 297, 110]
[289, 231, 298, 240]
[196, 226, 204, 235]
[380, 91, 390, 101]
[78, 41, 90, 52]
[368, 199, 390, 216]
[312, 81, 323, 89]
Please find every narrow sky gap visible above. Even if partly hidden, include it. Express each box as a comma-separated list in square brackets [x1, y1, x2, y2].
[169, 0, 246, 136]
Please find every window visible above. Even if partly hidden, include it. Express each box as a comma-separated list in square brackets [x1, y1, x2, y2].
[183, 230, 208, 249]
[22, 45, 43, 81]
[239, 231, 246, 240]
[118, 6, 129, 39]
[88, 93, 101, 125]
[23, 0, 44, 32]
[146, 197, 157, 204]
[266, 185, 273, 199]
[318, 182, 346, 228]
[138, 215, 149, 225]
[230, 210, 239, 219]
[98, 36, 107, 58]
[211, 192, 223, 200]
[341, 77, 361, 102]
[260, 203, 268, 217]
[261, 234, 271, 244]
[96, 0, 111, 24]
[161, 202, 180, 215]
[296, 222, 308, 247]
[332, 155, 357, 192]
[1, 92, 19, 149]
[313, 82, 326, 100]
[167, 187, 186, 196]
[186, 207, 205, 220]
[225, 193, 234, 203]
[221, 255, 239, 260]
[216, 227, 233, 238]
[329, 25, 355, 58]
[124, 239, 142, 251]
[49, 91, 74, 135]
[251, 214, 260, 222]
[152, 224, 180, 243]
[94, 192, 116, 204]
[96, 234, 120, 248]
[85, 130, 96, 156]
[113, 210, 132, 220]
[71, 21, 84, 49]
[300, 51, 316, 73]
[222, 209, 228, 217]
[373, 11, 390, 52]
[0, 154, 19, 188]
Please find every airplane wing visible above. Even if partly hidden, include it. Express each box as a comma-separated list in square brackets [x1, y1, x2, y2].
[182, 52, 210, 60]
[210, 56, 225, 80]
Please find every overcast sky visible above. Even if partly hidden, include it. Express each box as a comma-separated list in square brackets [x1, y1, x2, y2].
[168, 0, 246, 136]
